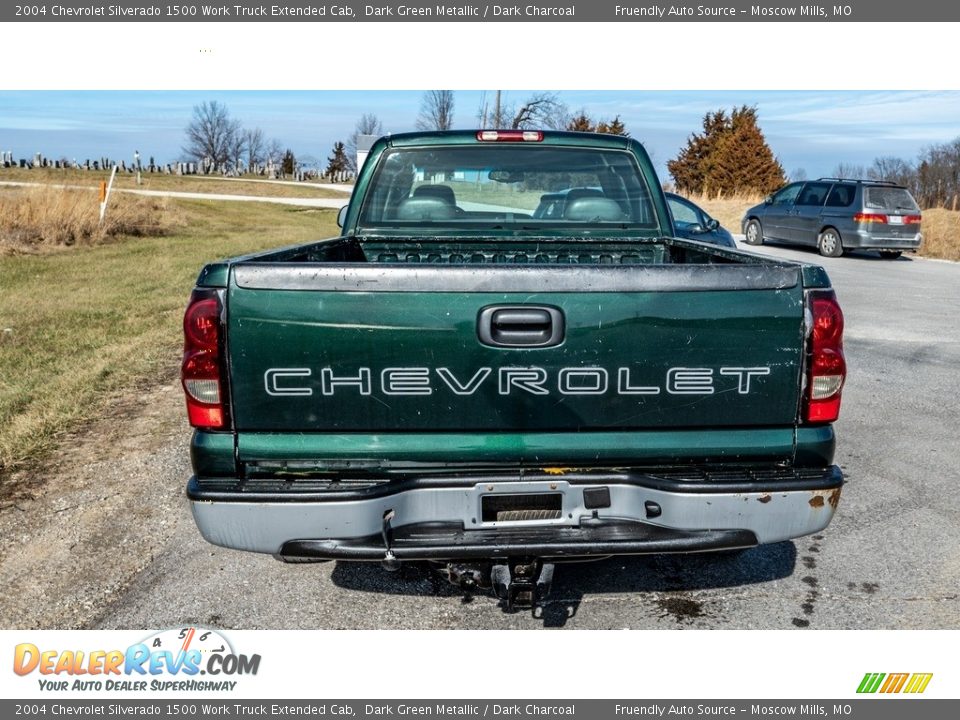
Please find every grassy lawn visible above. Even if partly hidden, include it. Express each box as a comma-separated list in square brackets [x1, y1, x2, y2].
[0, 199, 338, 482]
[0, 167, 350, 199]
[441, 180, 542, 211]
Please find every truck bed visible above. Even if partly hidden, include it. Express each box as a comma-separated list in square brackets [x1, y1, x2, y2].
[228, 234, 762, 266]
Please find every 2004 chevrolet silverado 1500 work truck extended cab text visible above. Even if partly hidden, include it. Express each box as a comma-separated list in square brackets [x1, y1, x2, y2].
[182, 130, 846, 607]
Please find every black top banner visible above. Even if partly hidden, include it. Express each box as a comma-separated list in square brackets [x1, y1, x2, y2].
[5, 0, 960, 22]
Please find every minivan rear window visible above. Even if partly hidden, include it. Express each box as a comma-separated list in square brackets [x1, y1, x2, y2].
[865, 187, 919, 212]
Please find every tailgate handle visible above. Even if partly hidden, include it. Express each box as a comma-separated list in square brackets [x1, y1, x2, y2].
[478, 305, 565, 348]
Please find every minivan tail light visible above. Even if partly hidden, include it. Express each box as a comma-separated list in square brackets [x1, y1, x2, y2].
[804, 290, 846, 424]
[181, 289, 228, 430]
[853, 212, 887, 224]
[903, 214, 922, 225]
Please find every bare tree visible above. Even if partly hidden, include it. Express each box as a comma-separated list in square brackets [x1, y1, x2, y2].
[868, 156, 913, 185]
[243, 128, 266, 171]
[227, 132, 246, 173]
[790, 168, 808, 181]
[416, 90, 455, 131]
[182, 101, 241, 170]
[510, 92, 568, 129]
[477, 91, 569, 130]
[346, 113, 383, 173]
[260, 138, 285, 176]
[914, 138, 960, 207]
[266, 139, 284, 165]
[832, 162, 866, 180]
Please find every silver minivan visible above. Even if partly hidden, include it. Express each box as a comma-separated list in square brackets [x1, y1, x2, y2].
[742, 179, 923, 259]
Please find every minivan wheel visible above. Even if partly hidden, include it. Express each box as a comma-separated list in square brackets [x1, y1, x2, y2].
[818, 229, 843, 257]
[879, 250, 902, 260]
[744, 219, 763, 245]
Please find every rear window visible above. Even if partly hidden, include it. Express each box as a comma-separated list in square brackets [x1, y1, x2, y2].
[865, 186, 919, 212]
[358, 145, 659, 232]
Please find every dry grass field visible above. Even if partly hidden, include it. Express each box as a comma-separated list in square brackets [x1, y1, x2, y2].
[0, 186, 178, 253]
[686, 192, 759, 236]
[917, 208, 960, 261]
[0, 167, 349, 199]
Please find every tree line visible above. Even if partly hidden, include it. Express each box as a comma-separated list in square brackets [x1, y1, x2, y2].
[188, 95, 960, 209]
[323, 91, 632, 177]
[828, 142, 960, 209]
[182, 101, 298, 175]
[184, 92, 634, 180]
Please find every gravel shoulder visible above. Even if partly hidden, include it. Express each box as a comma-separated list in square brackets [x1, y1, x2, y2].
[0, 377, 188, 629]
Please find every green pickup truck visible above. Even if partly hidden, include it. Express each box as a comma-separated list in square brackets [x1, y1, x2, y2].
[182, 130, 846, 607]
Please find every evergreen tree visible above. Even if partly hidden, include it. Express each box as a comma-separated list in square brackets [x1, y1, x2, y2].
[597, 115, 629, 136]
[326, 142, 348, 176]
[281, 149, 296, 176]
[668, 110, 727, 195]
[568, 112, 629, 136]
[567, 111, 594, 132]
[668, 107, 783, 196]
[711, 107, 785, 195]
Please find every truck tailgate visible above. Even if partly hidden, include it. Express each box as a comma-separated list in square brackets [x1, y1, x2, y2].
[225, 263, 805, 433]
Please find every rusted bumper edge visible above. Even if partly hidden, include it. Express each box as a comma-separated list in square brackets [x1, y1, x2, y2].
[187, 465, 842, 560]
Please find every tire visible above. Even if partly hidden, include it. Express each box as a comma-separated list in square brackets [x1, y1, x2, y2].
[879, 250, 902, 260]
[817, 228, 843, 257]
[744, 219, 763, 245]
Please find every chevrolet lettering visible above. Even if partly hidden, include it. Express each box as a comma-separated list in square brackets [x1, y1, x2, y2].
[182, 130, 846, 608]
[262, 366, 772, 397]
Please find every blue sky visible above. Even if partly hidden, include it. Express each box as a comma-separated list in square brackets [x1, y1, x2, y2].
[1, 90, 958, 180]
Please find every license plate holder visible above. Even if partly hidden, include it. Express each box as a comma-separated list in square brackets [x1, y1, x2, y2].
[481, 492, 563, 523]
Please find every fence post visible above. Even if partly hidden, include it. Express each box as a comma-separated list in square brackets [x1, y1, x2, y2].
[99, 163, 119, 224]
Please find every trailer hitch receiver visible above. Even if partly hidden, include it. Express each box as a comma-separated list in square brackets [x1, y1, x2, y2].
[491, 559, 555, 611]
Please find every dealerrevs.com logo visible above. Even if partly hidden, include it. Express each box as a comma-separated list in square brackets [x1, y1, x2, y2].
[857, 672, 933, 694]
[13, 627, 260, 692]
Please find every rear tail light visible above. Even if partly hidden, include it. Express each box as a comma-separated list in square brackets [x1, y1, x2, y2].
[803, 290, 846, 424]
[181, 289, 228, 430]
[903, 214, 922, 225]
[853, 212, 887, 224]
[476, 130, 544, 142]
